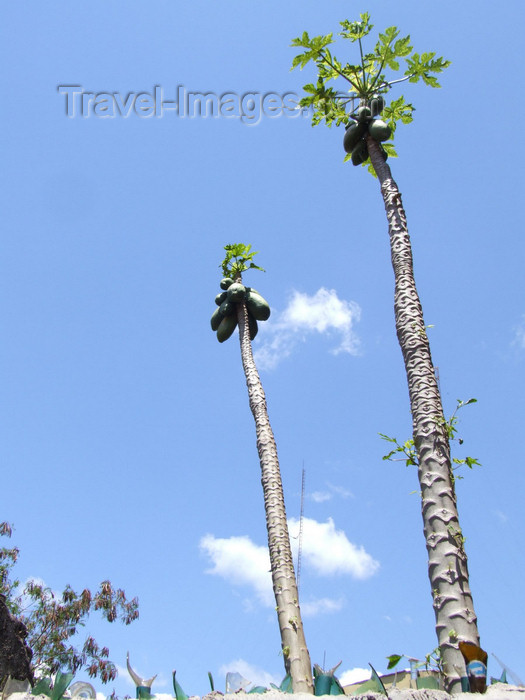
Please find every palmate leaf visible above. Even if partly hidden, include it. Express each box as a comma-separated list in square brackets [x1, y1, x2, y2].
[291, 14, 450, 148]
[382, 95, 414, 133]
[339, 13, 373, 41]
[404, 52, 451, 86]
[290, 32, 334, 69]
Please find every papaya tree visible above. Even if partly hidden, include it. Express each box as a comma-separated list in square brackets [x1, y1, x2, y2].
[209, 243, 313, 694]
[291, 16, 481, 693]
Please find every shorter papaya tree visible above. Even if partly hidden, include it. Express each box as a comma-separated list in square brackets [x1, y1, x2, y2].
[209, 244, 313, 694]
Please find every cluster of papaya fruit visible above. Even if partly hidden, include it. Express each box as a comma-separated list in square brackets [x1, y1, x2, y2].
[343, 96, 391, 166]
[210, 278, 271, 343]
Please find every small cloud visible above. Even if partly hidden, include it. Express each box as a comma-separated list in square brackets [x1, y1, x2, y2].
[115, 664, 134, 687]
[300, 597, 344, 617]
[288, 517, 380, 579]
[201, 518, 378, 607]
[310, 491, 332, 503]
[218, 659, 280, 689]
[326, 483, 353, 499]
[494, 509, 508, 523]
[512, 315, 525, 349]
[254, 288, 361, 370]
[339, 667, 372, 686]
[199, 534, 273, 605]
[309, 484, 353, 503]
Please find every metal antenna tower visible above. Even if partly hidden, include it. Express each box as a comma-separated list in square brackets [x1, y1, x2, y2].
[296, 466, 305, 592]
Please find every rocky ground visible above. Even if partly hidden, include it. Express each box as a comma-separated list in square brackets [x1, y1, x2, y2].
[211, 687, 525, 700]
[6, 684, 525, 700]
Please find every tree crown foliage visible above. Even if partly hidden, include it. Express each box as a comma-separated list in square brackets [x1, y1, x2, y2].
[0, 522, 139, 687]
[220, 243, 264, 280]
[291, 13, 450, 164]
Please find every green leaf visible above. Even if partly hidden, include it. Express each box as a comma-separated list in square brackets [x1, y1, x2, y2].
[387, 654, 403, 670]
[221, 243, 265, 279]
[382, 142, 398, 158]
[465, 457, 481, 469]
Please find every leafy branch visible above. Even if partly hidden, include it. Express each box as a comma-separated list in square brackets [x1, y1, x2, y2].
[221, 243, 265, 281]
[381, 399, 481, 478]
[387, 647, 443, 674]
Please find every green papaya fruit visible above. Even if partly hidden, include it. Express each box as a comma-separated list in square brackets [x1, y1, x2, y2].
[343, 121, 367, 154]
[217, 315, 238, 343]
[215, 291, 227, 306]
[219, 299, 236, 317]
[220, 278, 234, 290]
[368, 119, 391, 142]
[248, 312, 258, 340]
[211, 307, 224, 331]
[352, 139, 368, 165]
[246, 291, 270, 321]
[368, 95, 385, 117]
[351, 139, 369, 166]
[356, 106, 372, 123]
[227, 282, 246, 302]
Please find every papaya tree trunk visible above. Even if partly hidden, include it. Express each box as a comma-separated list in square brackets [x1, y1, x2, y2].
[367, 136, 480, 693]
[234, 282, 313, 694]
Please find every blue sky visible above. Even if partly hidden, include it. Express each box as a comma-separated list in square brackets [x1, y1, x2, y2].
[1, 0, 525, 696]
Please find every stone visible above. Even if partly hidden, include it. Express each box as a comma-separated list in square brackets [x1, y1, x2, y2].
[0, 596, 34, 687]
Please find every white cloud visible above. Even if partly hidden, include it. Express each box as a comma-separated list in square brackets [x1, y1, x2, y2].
[200, 518, 378, 608]
[115, 664, 134, 687]
[513, 316, 525, 349]
[326, 483, 353, 499]
[199, 534, 273, 606]
[254, 288, 361, 370]
[309, 483, 354, 503]
[338, 667, 372, 686]
[300, 597, 344, 617]
[218, 659, 281, 690]
[310, 491, 332, 503]
[288, 517, 379, 579]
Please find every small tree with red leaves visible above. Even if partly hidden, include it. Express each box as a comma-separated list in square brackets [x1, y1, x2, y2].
[1, 522, 138, 689]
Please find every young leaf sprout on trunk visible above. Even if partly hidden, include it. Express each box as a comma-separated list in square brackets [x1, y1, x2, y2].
[292, 15, 483, 693]
[209, 244, 313, 694]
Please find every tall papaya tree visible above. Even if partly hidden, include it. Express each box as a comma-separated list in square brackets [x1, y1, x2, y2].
[291, 16, 481, 693]
[209, 244, 313, 694]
